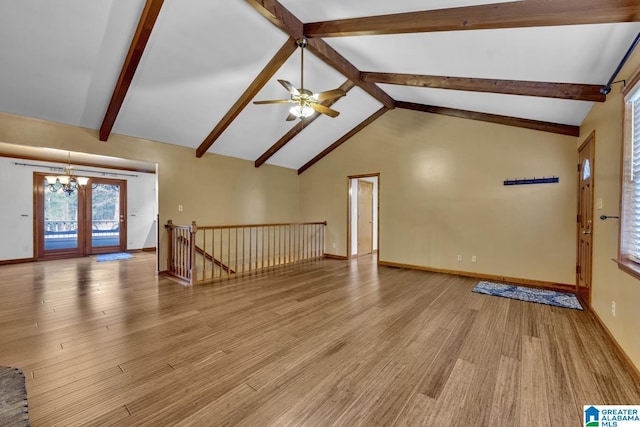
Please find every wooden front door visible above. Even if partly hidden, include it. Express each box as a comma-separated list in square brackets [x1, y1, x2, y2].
[357, 180, 373, 256]
[577, 133, 595, 302]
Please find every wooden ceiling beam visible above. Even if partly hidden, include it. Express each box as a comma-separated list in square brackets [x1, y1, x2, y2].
[245, 0, 304, 38]
[304, 0, 640, 37]
[362, 72, 606, 102]
[298, 107, 389, 175]
[255, 80, 356, 168]
[195, 38, 298, 158]
[99, 0, 164, 141]
[246, 0, 395, 109]
[305, 39, 395, 109]
[396, 101, 580, 137]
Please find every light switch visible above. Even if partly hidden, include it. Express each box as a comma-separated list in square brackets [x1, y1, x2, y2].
[178, 204, 183, 212]
[596, 198, 603, 210]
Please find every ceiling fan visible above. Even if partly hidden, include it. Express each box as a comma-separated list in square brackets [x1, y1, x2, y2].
[253, 38, 346, 121]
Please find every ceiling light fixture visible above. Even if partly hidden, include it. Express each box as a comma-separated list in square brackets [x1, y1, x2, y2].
[289, 103, 315, 119]
[45, 153, 89, 195]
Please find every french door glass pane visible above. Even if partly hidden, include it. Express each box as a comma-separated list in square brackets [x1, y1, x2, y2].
[92, 183, 120, 247]
[44, 179, 78, 250]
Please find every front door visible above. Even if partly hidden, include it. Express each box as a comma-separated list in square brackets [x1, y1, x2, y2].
[577, 132, 595, 303]
[357, 180, 373, 256]
[36, 174, 126, 259]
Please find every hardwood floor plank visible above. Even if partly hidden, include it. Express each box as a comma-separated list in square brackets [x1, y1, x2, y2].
[521, 335, 551, 427]
[417, 308, 477, 398]
[539, 323, 580, 425]
[425, 358, 477, 425]
[488, 355, 520, 427]
[393, 392, 436, 427]
[501, 299, 523, 360]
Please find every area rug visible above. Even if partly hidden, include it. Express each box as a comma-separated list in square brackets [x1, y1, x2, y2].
[96, 252, 132, 262]
[0, 366, 29, 426]
[473, 281, 583, 310]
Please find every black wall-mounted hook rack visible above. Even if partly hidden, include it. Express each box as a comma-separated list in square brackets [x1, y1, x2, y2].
[503, 177, 558, 186]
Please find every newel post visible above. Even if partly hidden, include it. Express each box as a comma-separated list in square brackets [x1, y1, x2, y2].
[188, 221, 197, 284]
[165, 220, 174, 274]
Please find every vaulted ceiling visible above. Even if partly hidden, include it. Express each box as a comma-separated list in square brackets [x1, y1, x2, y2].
[1, 1, 639, 173]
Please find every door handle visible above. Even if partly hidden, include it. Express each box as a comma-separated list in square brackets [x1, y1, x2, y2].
[583, 229, 591, 235]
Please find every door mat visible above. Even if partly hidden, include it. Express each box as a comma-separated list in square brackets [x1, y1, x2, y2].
[472, 281, 583, 310]
[96, 252, 132, 262]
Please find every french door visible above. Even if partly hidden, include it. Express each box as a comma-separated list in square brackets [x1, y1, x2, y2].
[36, 174, 127, 260]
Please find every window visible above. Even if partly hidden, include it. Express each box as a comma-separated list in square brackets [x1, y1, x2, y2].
[582, 159, 591, 180]
[619, 72, 640, 277]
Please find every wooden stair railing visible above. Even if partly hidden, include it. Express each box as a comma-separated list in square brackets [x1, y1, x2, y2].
[165, 220, 327, 284]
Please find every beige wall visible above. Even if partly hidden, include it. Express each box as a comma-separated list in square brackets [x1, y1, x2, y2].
[580, 48, 640, 370]
[300, 109, 577, 285]
[0, 113, 300, 270]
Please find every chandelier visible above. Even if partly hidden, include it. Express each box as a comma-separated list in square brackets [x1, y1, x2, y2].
[45, 153, 89, 195]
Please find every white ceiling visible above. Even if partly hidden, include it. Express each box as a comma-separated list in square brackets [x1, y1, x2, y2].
[0, 1, 638, 171]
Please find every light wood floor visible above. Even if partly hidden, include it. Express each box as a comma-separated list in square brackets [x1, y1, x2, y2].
[0, 253, 638, 426]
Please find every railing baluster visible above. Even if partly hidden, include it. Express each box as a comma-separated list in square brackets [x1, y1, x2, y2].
[214, 228, 218, 279]
[267, 226, 271, 268]
[278, 225, 282, 266]
[235, 228, 238, 275]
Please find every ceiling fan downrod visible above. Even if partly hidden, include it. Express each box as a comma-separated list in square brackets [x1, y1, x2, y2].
[297, 38, 307, 91]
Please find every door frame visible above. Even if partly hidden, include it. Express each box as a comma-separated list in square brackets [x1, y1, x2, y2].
[347, 173, 380, 261]
[85, 177, 127, 255]
[576, 131, 595, 304]
[35, 173, 127, 259]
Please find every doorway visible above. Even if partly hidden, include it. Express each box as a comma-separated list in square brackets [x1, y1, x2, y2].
[36, 174, 127, 260]
[577, 131, 595, 303]
[348, 174, 379, 259]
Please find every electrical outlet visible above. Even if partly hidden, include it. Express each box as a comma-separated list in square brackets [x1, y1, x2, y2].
[471, 255, 477, 263]
[611, 301, 616, 317]
[457, 255, 463, 262]
[332, 243, 336, 248]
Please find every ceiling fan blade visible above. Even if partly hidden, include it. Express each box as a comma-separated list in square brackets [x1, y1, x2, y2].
[311, 103, 340, 118]
[253, 99, 293, 105]
[314, 88, 346, 101]
[278, 80, 300, 96]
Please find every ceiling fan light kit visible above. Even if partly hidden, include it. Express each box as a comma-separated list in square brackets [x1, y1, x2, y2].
[254, 38, 346, 120]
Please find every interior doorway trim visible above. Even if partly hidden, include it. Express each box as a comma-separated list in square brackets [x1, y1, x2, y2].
[347, 173, 380, 261]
